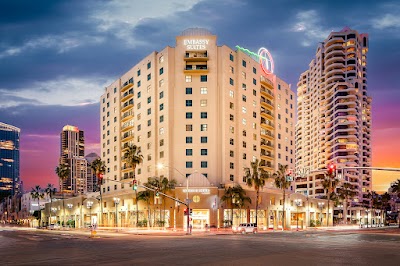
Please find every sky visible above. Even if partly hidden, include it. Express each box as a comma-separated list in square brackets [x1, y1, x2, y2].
[0, 0, 399, 193]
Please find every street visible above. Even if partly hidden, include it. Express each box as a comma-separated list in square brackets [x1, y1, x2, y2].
[1, 226, 399, 265]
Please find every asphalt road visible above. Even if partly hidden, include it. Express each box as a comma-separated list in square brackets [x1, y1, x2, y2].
[1, 227, 399, 266]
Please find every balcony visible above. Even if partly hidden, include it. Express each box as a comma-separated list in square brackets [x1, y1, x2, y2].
[260, 76, 274, 89]
[184, 52, 208, 61]
[184, 65, 209, 73]
[121, 82, 133, 93]
[260, 86, 274, 100]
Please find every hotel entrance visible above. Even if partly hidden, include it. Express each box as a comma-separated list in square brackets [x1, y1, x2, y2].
[184, 209, 209, 229]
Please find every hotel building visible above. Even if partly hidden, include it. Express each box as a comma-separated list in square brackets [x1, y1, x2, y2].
[295, 28, 372, 214]
[99, 28, 299, 229]
[0, 122, 20, 200]
[60, 125, 87, 194]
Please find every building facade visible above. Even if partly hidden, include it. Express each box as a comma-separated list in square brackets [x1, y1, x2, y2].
[295, 27, 372, 220]
[85, 152, 100, 193]
[99, 28, 296, 229]
[0, 122, 21, 200]
[60, 125, 87, 194]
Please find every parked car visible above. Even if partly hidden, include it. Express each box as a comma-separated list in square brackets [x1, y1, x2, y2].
[48, 224, 61, 230]
[232, 223, 257, 234]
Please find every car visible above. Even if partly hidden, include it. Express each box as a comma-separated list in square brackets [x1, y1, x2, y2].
[48, 224, 61, 230]
[232, 223, 257, 234]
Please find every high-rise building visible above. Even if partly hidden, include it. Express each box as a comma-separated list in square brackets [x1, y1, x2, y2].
[85, 152, 100, 193]
[100, 28, 295, 195]
[60, 125, 87, 194]
[0, 122, 20, 199]
[295, 27, 371, 208]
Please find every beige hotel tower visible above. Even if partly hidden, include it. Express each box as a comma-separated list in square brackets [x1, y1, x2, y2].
[100, 28, 295, 228]
[295, 27, 372, 211]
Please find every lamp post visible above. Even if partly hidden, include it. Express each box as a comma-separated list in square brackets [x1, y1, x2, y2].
[113, 197, 120, 229]
[67, 204, 73, 228]
[294, 199, 302, 231]
[86, 201, 93, 228]
[318, 202, 325, 226]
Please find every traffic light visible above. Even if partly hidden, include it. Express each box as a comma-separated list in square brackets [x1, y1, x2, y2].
[155, 189, 160, 197]
[132, 179, 138, 190]
[328, 163, 336, 176]
[184, 208, 188, 215]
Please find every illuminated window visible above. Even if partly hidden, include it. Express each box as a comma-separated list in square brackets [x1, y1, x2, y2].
[186, 75, 192, 82]
[200, 87, 208, 94]
[200, 99, 207, 107]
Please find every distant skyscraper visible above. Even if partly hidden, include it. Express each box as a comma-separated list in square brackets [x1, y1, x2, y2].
[0, 122, 20, 199]
[295, 27, 372, 208]
[60, 125, 87, 194]
[85, 152, 100, 193]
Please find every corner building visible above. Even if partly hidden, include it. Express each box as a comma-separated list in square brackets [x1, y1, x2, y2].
[100, 29, 296, 229]
[295, 28, 372, 215]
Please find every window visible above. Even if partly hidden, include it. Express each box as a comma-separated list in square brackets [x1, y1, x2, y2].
[201, 149, 208, 155]
[137, 91, 141, 98]
[229, 126, 234, 133]
[242, 60, 246, 67]
[229, 90, 234, 98]
[230, 66, 234, 73]
[138, 80, 141, 87]
[147, 97, 151, 104]
[201, 112, 207, 119]
[242, 71, 246, 79]
[230, 114, 234, 121]
[147, 62, 151, 69]
[243, 153, 247, 160]
[159, 91, 164, 99]
[229, 78, 234, 85]
[200, 87, 208, 94]
[186, 124, 193, 131]
[159, 67, 164, 75]
[230, 175, 234, 181]
[200, 124, 208, 131]
[230, 150, 234, 157]
[186, 137, 193, 143]
[186, 149, 193, 156]
[278, 133, 281, 139]
[147, 74, 151, 81]
[147, 119, 151, 126]
[230, 138, 234, 145]
[278, 84, 281, 90]
[160, 151, 164, 158]
[278, 114, 281, 120]
[201, 161, 208, 168]
[147, 131, 151, 138]
[159, 79, 164, 87]
[186, 75, 192, 82]
[242, 107, 247, 113]
[159, 103, 164, 111]
[253, 112, 256, 118]
[159, 55, 164, 63]
[229, 102, 234, 109]
[186, 112, 193, 119]
[160, 139, 164, 146]
[253, 78, 256, 85]
[243, 130, 246, 136]
[186, 161, 193, 168]
[242, 95, 247, 102]
[230, 162, 234, 169]
[230, 54, 234, 61]
[137, 69, 141, 76]
[243, 141, 247, 148]
[186, 100, 192, 107]
[137, 125, 141, 131]
[159, 127, 164, 135]
[147, 108, 151, 115]
[201, 136, 208, 143]
[242, 83, 247, 90]
[253, 145, 257, 151]
[253, 67, 256, 74]
[200, 99, 207, 107]
[200, 75, 207, 82]
[186, 87, 192, 94]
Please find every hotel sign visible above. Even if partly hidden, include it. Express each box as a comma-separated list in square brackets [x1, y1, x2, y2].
[183, 188, 210, 194]
[183, 39, 209, 50]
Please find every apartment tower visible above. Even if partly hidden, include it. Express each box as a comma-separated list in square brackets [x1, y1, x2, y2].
[60, 125, 87, 194]
[295, 27, 372, 207]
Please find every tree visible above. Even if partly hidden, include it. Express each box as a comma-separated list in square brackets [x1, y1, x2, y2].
[31, 185, 44, 227]
[391, 179, 400, 196]
[137, 190, 151, 227]
[220, 187, 234, 226]
[55, 163, 70, 227]
[123, 144, 143, 226]
[337, 182, 357, 224]
[90, 158, 106, 225]
[244, 159, 270, 226]
[232, 185, 251, 224]
[273, 164, 292, 230]
[45, 184, 56, 225]
[321, 169, 339, 227]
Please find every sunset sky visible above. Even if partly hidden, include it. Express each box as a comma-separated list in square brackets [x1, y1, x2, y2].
[0, 0, 399, 193]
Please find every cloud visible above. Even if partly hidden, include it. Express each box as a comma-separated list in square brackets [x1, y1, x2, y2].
[0, 33, 104, 59]
[0, 76, 112, 108]
[372, 13, 400, 29]
[290, 10, 331, 47]
[89, 0, 202, 46]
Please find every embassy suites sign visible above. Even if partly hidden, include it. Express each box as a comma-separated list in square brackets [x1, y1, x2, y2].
[183, 39, 209, 50]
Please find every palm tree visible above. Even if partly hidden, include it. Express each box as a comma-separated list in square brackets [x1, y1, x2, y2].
[244, 159, 270, 226]
[220, 187, 234, 226]
[45, 184, 56, 226]
[273, 164, 291, 230]
[55, 163, 70, 227]
[321, 170, 340, 227]
[137, 190, 151, 227]
[337, 182, 357, 224]
[391, 179, 400, 196]
[123, 144, 143, 226]
[380, 192, 391, 226]
[31, 185, 44, 227]
[232, 185, 251, 224]
[90, 158, 106, 226]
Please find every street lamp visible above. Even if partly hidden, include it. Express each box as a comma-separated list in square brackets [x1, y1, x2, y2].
[157, 163, 193, 235]
[294, 199, 302, 231]
[113, 197, 120, 229]
[318, 202, 325, 226]
[86, 201, 93, 228]
[67, 204, 73, 228]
